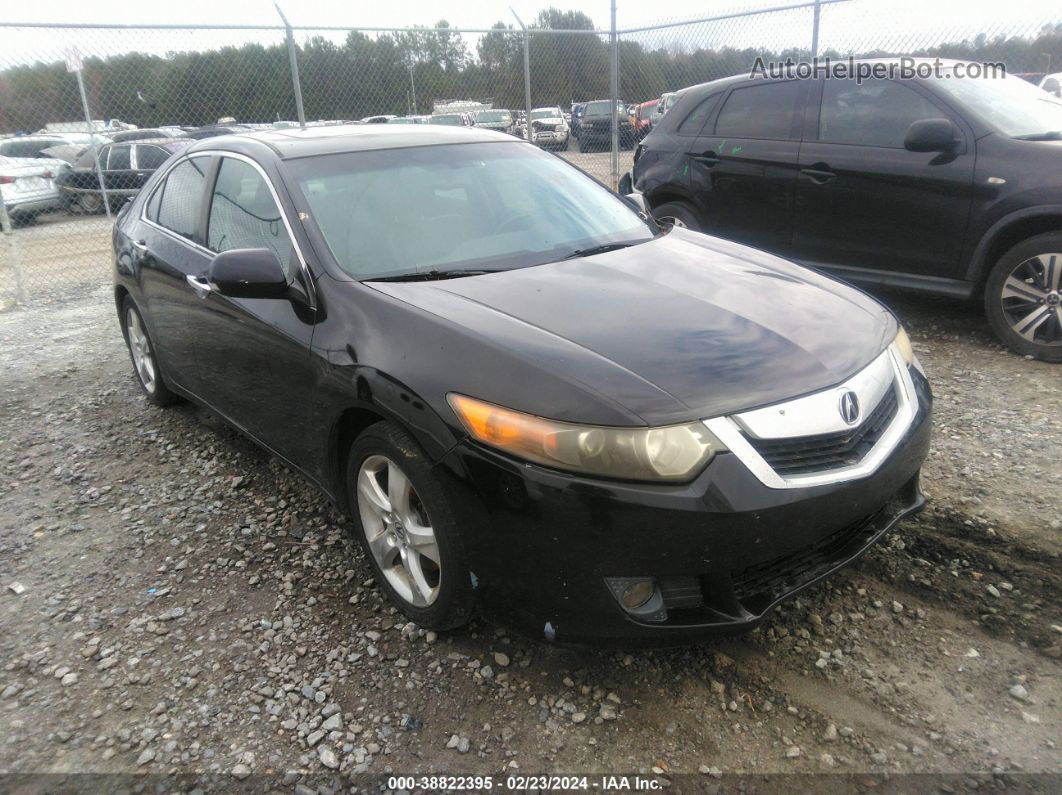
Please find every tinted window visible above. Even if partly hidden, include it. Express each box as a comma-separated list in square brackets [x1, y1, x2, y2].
[107, 145, 131, 170]
[714, 81, 804, 139]
[677, 93, 721, 135]
[819, 78, 943, 148]
[136, 145, 170, 170]
[208, 157, 294, 274]
[156, 157, 208, 240]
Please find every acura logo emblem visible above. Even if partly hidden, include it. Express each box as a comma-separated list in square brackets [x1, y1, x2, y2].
[839, 390, 860, 425]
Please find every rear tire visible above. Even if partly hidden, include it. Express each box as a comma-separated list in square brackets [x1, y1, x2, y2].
[120, 297, 179, 406]
[346, 421, 475, 631]
[76, 192, 104, 214]
[984, 232, 1062, 362]
[652, 201, 703, 233]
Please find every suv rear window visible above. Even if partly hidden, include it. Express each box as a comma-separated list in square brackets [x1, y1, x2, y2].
[714, 81, 804, 140]
[677, 94, 722, 135]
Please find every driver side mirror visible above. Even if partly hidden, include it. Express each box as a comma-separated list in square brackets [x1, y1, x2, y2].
[904, 118, 959, 153]
[620, 190, 648, 215]
[209, 248, 289, 299]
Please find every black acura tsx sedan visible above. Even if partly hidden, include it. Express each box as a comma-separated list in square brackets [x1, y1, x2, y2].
[112, 124, 932, 645]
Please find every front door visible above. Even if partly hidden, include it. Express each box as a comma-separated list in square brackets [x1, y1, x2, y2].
[686, 79, 808, 255]
[791, 77, 975, 280]
[188, 154, 318, 466]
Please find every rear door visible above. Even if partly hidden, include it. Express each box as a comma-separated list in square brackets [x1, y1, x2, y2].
[135, 155, 215, 389]
[187, 154, 318, 464]
[791, 76, 975, 279]
[686, 79, 808, 254]
[104, 144, 138, 193]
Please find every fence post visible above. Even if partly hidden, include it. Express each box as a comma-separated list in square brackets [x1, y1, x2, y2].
[609, 0, 619, 190]
[73, 64, 111, 220]
[0, 199, 29, 304]
[812, 0, 822, 58]
[275, 3, 306, 128]
[511, 9, 533, 143]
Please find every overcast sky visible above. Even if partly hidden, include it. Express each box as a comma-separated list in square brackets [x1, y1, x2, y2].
[1, 0, 1059, 65]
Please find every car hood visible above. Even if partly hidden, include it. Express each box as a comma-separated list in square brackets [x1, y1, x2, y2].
[370, 229, 897, 425]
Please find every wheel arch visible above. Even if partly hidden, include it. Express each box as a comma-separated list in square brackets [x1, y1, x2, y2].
[966, 207, 1062, 288]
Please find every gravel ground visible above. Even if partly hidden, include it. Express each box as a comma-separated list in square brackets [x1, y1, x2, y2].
[0, 280, 1059, 792]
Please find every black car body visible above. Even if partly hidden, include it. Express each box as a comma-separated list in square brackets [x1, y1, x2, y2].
[578, 100, 636, 152]
[626, 60, 1062, 361]
[57, 138, 190, 213]
[112, 125, 931, 646]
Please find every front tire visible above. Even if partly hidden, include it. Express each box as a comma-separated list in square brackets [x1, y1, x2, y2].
[652, 201, 703, 233]
[984, 232, 1062, 362]
[120, 297, 179, 406]
[347, 421, 475, 631]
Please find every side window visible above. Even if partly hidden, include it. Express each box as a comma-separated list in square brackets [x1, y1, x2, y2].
[207, 157, 294, 275]
[819, 78, 944, 148]
[677, 93, 722, 135]
[107, 145, 131, 170]
[156, 158, 208, 240]
[714, 81, 805, 140]
[136, 145, 169, 170]
[145, 181, 163, 222]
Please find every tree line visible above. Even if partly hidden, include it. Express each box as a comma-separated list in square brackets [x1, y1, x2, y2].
[1, 8, 1060, 133]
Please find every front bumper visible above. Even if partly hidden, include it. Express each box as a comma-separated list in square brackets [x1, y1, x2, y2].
[439, 369, 932, 646]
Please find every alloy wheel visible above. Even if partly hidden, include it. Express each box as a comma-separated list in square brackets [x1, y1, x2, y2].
[356, 454, 441, 607]
[126, 308, 157, 393]
[999, 252, 1062, 346]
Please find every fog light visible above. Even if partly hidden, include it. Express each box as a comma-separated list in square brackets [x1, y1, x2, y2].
[621, 579, 655, 609]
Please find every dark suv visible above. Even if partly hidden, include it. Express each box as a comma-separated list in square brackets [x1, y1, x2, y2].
[624, 60, 1062, 361]
[578, 99, 636, 152]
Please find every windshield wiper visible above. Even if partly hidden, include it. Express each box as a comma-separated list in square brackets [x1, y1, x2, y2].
[1014, 131, 1062, 141]
[367, 268, 502, 283]
[560, 241, 642, 260]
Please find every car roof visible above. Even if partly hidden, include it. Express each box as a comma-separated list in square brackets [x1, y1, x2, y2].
[184, 124, 517, 160]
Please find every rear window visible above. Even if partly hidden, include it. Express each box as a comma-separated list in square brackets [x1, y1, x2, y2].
[714, 81, 804, 140]
[136, 145, 170, 170]
[585, 101, 623, 117]
[677, 94, 721, 135]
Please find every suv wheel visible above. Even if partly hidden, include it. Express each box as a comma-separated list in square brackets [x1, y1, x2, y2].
[985, 232, 1062, 362]
[347, 421, 475, 631]
[652, 201, 703, 233]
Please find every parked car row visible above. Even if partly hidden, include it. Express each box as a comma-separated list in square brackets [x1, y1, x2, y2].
[623, 59, 1062, 362]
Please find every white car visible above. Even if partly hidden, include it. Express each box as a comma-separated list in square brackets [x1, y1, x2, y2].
[528, 107, 570, 150]
[0, 155, 67, 221]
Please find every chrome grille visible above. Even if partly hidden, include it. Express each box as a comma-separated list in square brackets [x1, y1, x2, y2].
[744, 387, 898, 476]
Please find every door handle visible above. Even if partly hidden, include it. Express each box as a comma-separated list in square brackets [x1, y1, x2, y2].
[693, 152, 720, 167]
[186, 274, 215, 298]
[131, 239, 148, 253]
[800, 165, 836, 184]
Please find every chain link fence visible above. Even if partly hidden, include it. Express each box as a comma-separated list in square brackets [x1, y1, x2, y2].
[2, 0, 1061, 304]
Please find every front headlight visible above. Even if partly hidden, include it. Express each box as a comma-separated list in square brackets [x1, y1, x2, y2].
[893, 326, 923, 373]
[448, 394, 726, 482]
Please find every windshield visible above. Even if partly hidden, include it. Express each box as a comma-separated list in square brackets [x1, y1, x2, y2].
[477, 111, 511, 123]
[926, 72, 1062, 137]
[430, 115, 464, 125]
[530, 109, 559, 120]
[290, 142, 653, 280]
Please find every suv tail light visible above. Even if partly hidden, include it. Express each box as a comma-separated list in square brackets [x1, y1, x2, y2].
[0, 175, 15, 184]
